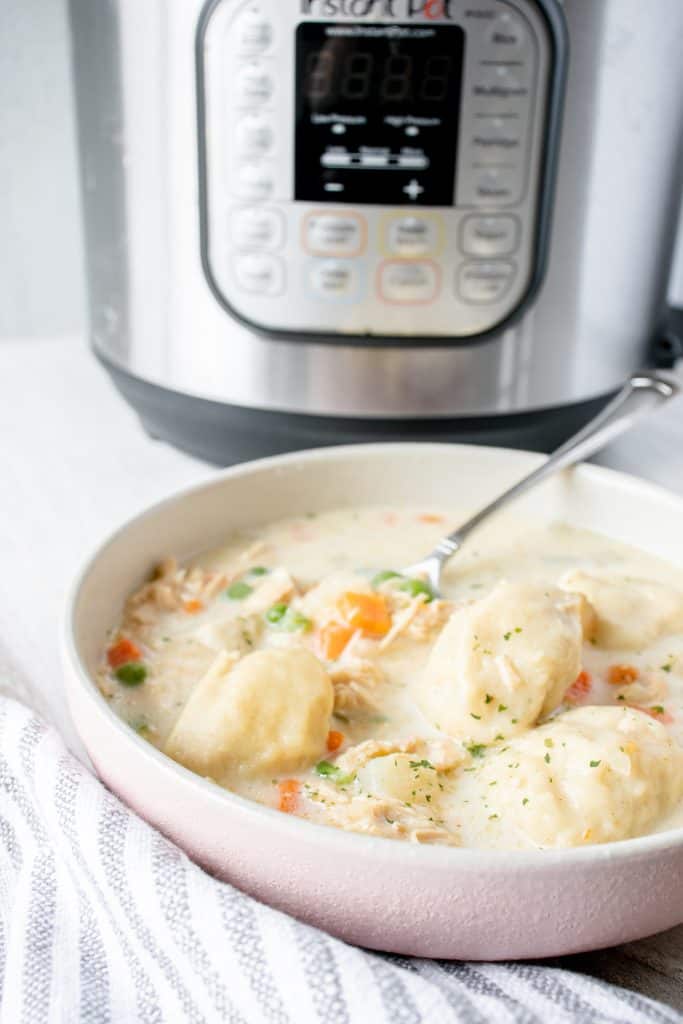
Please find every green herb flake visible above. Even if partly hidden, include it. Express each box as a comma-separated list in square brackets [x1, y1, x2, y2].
[484, 694, 493, 704]
[589, 760, 601, 768]
[114, 662, 147, 687]
[226, 581, 253, 601]
[470, 713, 481, 720]
[503, 631, 512, 641]
[544, 752, 551, 764]
[498, 704, 508, 713]
[522, 797, 529, 806]
[464, 743, 487, 758]
[488, 813, 499, 821]
[544, 738, 554, 748]
[248, 566, 269, 578]
[408, 759, 435, 771]
[651, 705, 665, 715]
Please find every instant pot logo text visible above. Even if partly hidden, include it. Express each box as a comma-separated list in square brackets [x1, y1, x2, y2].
[301, 0, 454, 19]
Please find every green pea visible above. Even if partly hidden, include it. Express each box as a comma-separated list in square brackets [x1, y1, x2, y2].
[226, 581, 253, 600]
[371, 570, 401, 588]
[265, 602, 288, 624]
[398, 578, 434, 602]
[114, 662, 147, 686]
[314, 761, 355, 785]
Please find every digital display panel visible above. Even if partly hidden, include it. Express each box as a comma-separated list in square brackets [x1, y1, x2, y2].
[295, 22, 464, 206]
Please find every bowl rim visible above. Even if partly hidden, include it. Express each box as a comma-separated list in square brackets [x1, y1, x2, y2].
[62, 441, 683, 870]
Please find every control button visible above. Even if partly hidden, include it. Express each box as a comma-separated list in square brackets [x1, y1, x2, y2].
[472, 167, 521, 205]
[234, 162, 274, 200]
[234, 64, 273, 107]
[233, 252, 284, 295]
[235, 115, 273, 157]
[458, 261, 516, 304]
[460, 215, 519, 257]
[232, 9, 273, 55]
[471, 116, 522, 155]
[304, 213, 365, 257]
[472, 65, 530, 100]
[379, 260, 440, 305]
[387, 216, 438, 258]
[403, 179, 425, 201]
[486, 12, 528, 53]
[309, 259, 360, 300]
[231, 207, 284, 250]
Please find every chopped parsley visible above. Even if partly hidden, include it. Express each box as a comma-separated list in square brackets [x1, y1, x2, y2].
[470, 713, 482, 720]
[651, 705, 665, 715]
[484, 694, 494, 704]
[544, 752, 551, 764]
[464, 743, 487, 758]
[488, 813, 499, 821]
[225, 581, 253, 600]
[522, 798, 529, 806]
[409, 759, 435, 771]
[498, 704, 508, 713]
[544, 738, 554, 748]
[589, 760, 601, 768]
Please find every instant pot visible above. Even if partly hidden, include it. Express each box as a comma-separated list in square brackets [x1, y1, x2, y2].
[70, 0, 683, 463]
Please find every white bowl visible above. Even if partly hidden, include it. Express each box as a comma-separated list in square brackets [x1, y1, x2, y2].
[62, 443, 683, 959]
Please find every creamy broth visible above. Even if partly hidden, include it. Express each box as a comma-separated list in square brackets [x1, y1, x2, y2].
[98, 506, 683, 849]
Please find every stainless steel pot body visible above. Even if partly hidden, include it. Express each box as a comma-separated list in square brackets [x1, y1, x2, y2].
[70, 0, 683, 421]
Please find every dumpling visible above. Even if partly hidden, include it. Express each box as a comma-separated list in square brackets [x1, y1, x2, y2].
[356, 753, 441, 806]
[415, 582, 583, 742]
[454, 706, 683, 848]
[560, 570, 683, 649]
[165, 648, 333, 780]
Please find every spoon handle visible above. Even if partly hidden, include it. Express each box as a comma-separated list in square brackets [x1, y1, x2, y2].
[433, 371, 680, 561]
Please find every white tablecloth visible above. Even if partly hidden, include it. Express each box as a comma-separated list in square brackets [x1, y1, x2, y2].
[2, 334, 683, 1016]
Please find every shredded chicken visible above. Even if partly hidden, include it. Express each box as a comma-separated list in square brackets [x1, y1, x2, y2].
[329, 658, 385, 713]
[335, 737, 420, 774]
[380, 592, 456, 648]
[244, 568, 295, 614]
[303, 780, 459, 846]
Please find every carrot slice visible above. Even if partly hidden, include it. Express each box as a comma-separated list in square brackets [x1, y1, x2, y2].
[628, 704, 674, 725]
[107, 637, 142, 669]
[183, 599, 204, 615]
[607, 664, 639, 686]
[337, 592, 392, 637]
[319, 622, 354, 661]
[564, 670, 592, 704]
[278, 779, 300, 814]
[327, 730, 344, 753]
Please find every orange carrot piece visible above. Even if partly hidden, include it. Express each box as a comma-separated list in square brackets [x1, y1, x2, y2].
[418, 514, 445, 524]
[338, 592, 392, 637]
[564, 670, 592, 704]
[327, 730, 344, 753]
[183, 599, 204, 615]
[628, 704, 674, 725]
[319, 622, 354, 661]
[607, 664, 639, 686]
[278, 779, 300, 814]
[107, 637, 142, 669]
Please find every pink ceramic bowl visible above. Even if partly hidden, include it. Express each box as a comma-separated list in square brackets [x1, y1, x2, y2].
[62, 444, 683, 959]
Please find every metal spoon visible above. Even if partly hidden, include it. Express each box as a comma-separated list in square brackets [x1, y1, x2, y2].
[402, 371, 680, 597]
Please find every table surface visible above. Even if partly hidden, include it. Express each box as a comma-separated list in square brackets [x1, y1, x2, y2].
[3, 334, 683, 1013]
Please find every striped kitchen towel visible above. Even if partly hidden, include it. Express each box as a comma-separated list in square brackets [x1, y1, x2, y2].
[0, 697, 679, 1024]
